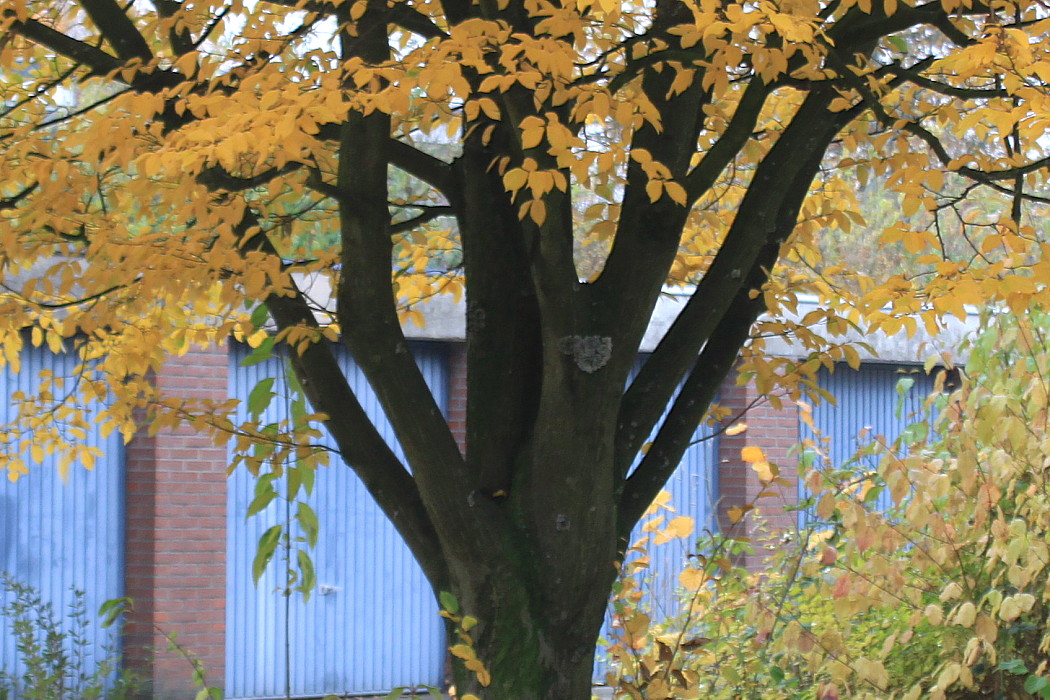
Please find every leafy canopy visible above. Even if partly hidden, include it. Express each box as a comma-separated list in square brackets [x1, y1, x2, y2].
[0, 0, 1048, 588]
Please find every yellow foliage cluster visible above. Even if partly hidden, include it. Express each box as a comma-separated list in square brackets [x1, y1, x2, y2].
[0, 0, 1046, 477]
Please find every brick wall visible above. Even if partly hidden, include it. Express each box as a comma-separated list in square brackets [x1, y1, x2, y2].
[716, 366, 801, 568]
[123, 346, 229, 699]
[446, 343, 468, 455]
[113, 340, 804, 696]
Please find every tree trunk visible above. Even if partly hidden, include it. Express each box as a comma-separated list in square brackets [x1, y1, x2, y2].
[433, 387, 624, 700]
[447, 563, 614, 700]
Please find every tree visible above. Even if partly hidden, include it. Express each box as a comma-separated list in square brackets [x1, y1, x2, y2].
[0, 0, 1048, 697]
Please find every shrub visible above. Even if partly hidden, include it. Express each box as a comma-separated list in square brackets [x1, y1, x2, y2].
[605, 307, 1050, 699]
[0, 573, 140, 700]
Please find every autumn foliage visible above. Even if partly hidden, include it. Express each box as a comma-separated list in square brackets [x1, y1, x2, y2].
[1, 0, 1050, 696]
[603, 309, 1050, 699]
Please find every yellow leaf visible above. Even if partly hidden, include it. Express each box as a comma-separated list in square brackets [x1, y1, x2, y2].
[664, 181, 687, 205]
[449, 643, 476, 660]
[503, 168, 527, 194]
[645, 180, 663, 203]
[740, 445, 765, 463]
[528, 199, 546, 225]
[654, 514, 694, 544]
[751, 460, 776, 482]
[724, 422, 746, 436]
[678, 567, 707, 590]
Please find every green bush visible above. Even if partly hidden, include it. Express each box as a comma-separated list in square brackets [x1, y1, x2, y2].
[0, 573, 141, 700]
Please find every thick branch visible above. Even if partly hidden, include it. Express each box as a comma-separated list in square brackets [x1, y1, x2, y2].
[615, 85, 855, 477]
[238, 222, 450, 590]
[0, 182, 38, 210]
[591, 0, 716, 382]
[199, 163, 303, 192]
[618, 91, 842, 534]
[881, 63, 1008, 100]
[151, 0, 195, 55]
[387, 139, 457, 200]
[389, 3, 449, 40]
[391, 205, 455, 234]
[333, 1, 504, 566]
[4, 14, 122, 75]
[79, 0, 153, 62]
[617, 285, 762, 540]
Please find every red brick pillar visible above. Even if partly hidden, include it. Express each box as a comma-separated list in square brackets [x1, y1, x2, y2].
[717, 368, 801, 567]
[124, 346, 228, 699]
[446, 343, 468, 455]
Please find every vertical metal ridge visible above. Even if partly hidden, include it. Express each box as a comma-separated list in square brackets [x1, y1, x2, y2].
[226, 342, 446, 699]
[0, 345, 124, 687]
[594, 357, 720, 683]
[799, 363, 938, 526]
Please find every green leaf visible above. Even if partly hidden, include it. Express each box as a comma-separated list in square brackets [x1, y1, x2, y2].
[887, 35, 907, 52]
[426, 687, 443, 699]
[240, 336, 275, 367]
[249, 303, 270, 330]
[252, 525, 283, 584]
[383, 688, 406, 700]
[998, 659, 1028, 675]
[98, 597, 133, 628]
[296, 549, 316, 601]
[296, 500, 319, 548]
[287, 465, 302, 499]
[195, 689, 210, 700]
[247, 377, 276, 418]
[1025, 675, 1049, 694]
[301, 463, 316, 496]
[246, 474, 277, 518]
[439, 590, 459, 614]
[285, 356, 305, 395]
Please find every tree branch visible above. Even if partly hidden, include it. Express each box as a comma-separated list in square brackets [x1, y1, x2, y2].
[391, 206, 455, 234]
[3, 14, 123, 75]
[198, 163, 304, 192]
[387, 139, 458, 202]
[151, 0, 195, 55]
[614, 85, 854, 478]
[617, 284, 763, 540]
[239, 218, 451, 591]
[79, 0, 153, 62]
[389, 2, 449, 40]
[0, 182, 38, 210]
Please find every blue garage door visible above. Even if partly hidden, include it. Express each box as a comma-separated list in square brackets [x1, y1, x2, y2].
[226, 342, 446, 699]
[0, 345, 125, 688]
[799, 362, 938, 524]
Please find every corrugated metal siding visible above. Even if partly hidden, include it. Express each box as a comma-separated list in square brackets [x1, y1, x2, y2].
[0, 346, 124, 685]
[594, 359, 719, 682]
[799, 363, 937, 524]
[226, 343, 446, 699]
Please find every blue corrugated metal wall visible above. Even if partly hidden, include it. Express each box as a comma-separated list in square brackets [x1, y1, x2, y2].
[226, 342, 446, 699]
[594, 359, 719, 682]
[228, 344, 718, 696]
[0, 345, 124, 686]
[799, 362, 937, 523]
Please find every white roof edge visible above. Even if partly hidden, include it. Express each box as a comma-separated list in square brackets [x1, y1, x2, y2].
[298, 273, 985, 364]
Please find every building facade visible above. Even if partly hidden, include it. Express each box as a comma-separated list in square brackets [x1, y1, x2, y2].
[0, 293, 978, 698]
